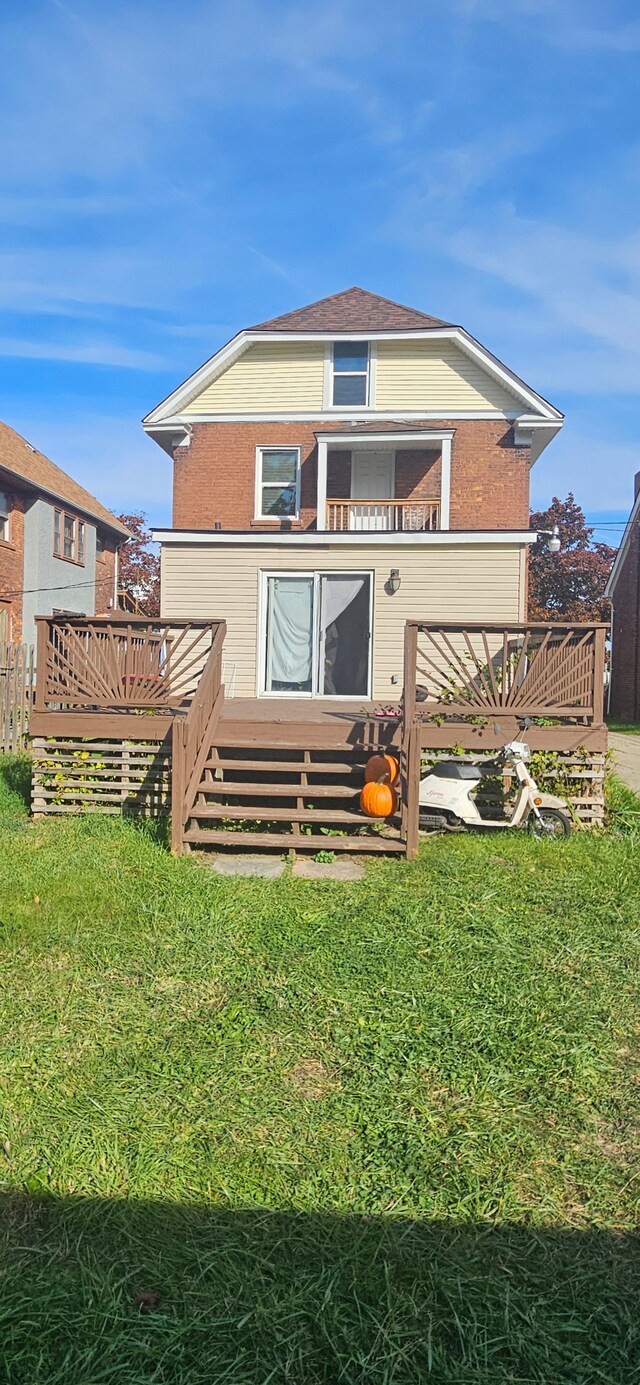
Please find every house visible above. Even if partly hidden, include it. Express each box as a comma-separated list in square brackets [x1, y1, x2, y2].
[144, 287, 564, 700]
[0, 420, 130, 645]
[605, 471, 640, 722]
[28, 288, 608, 856]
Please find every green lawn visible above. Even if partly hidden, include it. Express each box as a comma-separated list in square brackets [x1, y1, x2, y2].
[0, 755, 639, 1384]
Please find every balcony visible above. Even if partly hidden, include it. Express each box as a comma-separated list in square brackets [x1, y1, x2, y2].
[326, 499, 440, 532]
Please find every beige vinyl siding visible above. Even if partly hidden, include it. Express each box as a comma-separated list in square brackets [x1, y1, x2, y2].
[181, 342, 325, 414]
[161, 541, 526, 698]
[375, 340, 519, 412]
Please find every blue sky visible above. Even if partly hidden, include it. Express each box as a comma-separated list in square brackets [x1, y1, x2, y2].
[1, 0, 638, 543]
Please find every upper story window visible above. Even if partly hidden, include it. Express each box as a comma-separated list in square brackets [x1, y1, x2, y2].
[332, 341, 369, 406]
[0, 490, 9, 542]
[96, 531, 105, 558]
[53, 509, 86, 565]
[256, 446, 300, 520]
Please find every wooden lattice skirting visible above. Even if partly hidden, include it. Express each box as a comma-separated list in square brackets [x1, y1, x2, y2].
[31, 738, 171, 816]
[420, 749, 607, 828]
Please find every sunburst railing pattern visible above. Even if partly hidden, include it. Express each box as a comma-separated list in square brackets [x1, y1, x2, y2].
[34, 616, 222, 711]
[403, 623, 607, 725]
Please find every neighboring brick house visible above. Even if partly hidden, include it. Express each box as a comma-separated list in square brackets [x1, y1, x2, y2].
[144, 287, 564, 700]
[0, 420, 130, 645]
[605, 473, 640, 722]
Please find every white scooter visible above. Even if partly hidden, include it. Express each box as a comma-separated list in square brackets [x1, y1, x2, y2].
[418, 723, 572, 838]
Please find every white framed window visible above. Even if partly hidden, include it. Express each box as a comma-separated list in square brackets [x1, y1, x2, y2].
[0, 490, 9, 542]
[255, 446, 301, 520]
[332, 340, 369, 406]
[53, 508, 86, 564]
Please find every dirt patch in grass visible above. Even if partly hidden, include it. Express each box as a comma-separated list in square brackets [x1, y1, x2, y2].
[288, 1058, 333, 1099]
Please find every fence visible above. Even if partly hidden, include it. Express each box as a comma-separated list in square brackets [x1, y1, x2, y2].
[0, 641, 35, 752]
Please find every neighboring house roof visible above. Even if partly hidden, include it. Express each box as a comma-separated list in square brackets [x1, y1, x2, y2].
[248, 286, 450, 332]
[605, 485, 639, 596]
[0, 420, 130, 538]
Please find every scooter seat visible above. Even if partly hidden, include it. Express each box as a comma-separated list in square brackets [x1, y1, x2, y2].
[429, 762, 480, 781]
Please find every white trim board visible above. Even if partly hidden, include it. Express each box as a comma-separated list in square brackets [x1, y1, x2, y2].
[153, 528, 537, 547]
[143, 326, 563, 426]
[145, 410, 522, 425]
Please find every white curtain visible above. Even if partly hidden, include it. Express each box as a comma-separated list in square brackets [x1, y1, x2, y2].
[321, 576, 365, 632]
[268, 578, 313, 689]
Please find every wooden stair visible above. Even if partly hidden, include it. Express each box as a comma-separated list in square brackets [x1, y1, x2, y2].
[182, 734, 405, 854]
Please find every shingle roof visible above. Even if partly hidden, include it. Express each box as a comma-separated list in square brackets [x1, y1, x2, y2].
[0, 420, 130, 537]
[249, 286, 450, 333]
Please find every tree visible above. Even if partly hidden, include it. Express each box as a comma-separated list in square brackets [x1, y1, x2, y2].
[528, 494, 616, 622]
[116, 513, 160, 617]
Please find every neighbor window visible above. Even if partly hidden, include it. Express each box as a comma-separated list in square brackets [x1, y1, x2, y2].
[96, 531, 105, 558]
[53, 509, 85, 564]
[332, 341, 369, 406]
[0, 491, 9, 542]
[256, 447, 300, 519]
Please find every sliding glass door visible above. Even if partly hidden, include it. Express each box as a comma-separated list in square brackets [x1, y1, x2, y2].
[264, 573, 371, 696]
[265, 576, 314, 693]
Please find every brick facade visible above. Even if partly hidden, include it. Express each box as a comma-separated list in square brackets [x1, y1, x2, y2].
[0, 487, 26, 640]
[609, 477, 640, 722]
[95, 538, 117, 615]
[171, 420, 531, 531]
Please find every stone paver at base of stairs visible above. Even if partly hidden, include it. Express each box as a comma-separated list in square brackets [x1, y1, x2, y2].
[608, 732, 640, 798]
[211, 855, 285, 878]
[292, 858, 365, 881]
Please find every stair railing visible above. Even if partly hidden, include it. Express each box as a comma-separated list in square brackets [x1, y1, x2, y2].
[171, 620, 227, 854]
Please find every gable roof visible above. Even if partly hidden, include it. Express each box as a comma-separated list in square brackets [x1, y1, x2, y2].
[605, 484, 638, 596]
[0, 420, 130, 538]
[249, 286, 450, 333]
[143, 286, 564, 434]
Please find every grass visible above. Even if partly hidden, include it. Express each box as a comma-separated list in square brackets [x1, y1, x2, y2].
[607, 719, 640, 735]
[0, 754, 639, 1383]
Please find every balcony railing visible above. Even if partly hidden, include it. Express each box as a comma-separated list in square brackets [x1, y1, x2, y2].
[326, 499, 440, 532]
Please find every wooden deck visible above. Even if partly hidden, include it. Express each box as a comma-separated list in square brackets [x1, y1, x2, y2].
[29, 615, 610, 853]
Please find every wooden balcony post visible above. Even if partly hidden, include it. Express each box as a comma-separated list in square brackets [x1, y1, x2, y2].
[403, 623, 418, 729]
[593, 624, 606, 724]
[171, 717, 187, 855]
[34, 618, 49, 712]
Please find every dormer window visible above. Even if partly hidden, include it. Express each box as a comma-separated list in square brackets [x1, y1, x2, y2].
[332, 341, 369, 406]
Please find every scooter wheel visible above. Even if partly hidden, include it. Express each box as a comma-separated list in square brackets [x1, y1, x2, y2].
[529, 808, 571, 839]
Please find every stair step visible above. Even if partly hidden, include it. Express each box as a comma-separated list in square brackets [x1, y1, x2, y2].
[215, 730, 385, 751]
[188, 804, 398, 824]
[197, 780, 359, 799]
[205, 758, 364, 775]
[185, 829, 405, 853]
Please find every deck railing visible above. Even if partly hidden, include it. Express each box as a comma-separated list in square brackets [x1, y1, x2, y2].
[34, 615, 223, 712]
[403, 622, 607, 727]
[326, 499, 440, 532]
[171, 620, 227, 853]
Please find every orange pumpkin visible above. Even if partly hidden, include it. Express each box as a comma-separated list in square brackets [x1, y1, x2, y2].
[360, 780, 397, 818]
[364, 753, 399, 787]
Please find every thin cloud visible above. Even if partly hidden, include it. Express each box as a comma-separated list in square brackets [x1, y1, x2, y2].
[0, 336, 166, 369]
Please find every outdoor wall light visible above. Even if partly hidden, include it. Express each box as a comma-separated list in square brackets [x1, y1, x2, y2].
[538, 525, 561, 553]
[388, 568, 401, 594]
